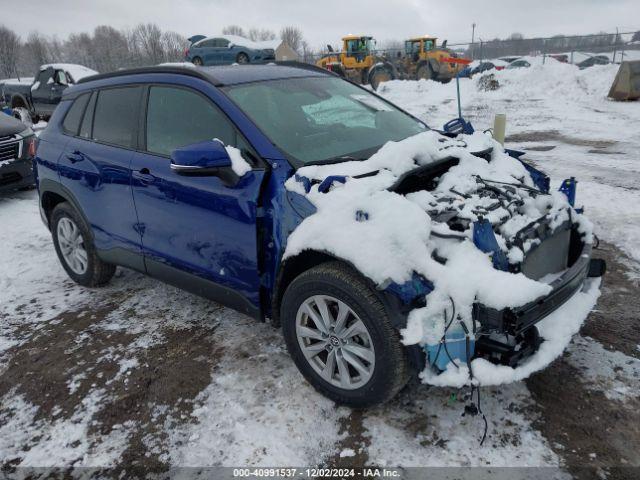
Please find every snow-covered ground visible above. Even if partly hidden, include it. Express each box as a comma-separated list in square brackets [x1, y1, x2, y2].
[1, 61, 639, 473]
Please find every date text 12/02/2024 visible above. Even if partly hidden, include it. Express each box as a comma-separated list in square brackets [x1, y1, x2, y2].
[232, 468, 401, 477]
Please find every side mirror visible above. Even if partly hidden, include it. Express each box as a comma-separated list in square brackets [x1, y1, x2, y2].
[228, 43, 235, 49]
[170, 140, 239, 185]
[327, 44, 334, 53]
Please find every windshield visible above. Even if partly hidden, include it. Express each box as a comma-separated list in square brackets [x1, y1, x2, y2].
[224, 76, 426, 165]
[346, 38, 371, 53]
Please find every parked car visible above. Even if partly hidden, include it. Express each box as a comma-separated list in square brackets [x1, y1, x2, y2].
[34, 64, 604, 406]
[185, 35, 276, 66]
[0, 64, 97, 126]
[470, 60, 508, 76]
[0, 112, 36, 193]
[577, 55, 610, 69]
[506, 58, 531, 69]
[549, 54, 569, 63]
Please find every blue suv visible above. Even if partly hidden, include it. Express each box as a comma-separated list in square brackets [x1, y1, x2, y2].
[186, 35, 276, 66]
[35, 64, 603, 406]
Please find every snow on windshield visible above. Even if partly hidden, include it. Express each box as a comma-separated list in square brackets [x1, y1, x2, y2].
[284, 129, 596, 387]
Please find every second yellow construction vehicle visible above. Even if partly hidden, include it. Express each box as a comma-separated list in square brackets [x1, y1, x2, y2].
[395, 35, 470, 83]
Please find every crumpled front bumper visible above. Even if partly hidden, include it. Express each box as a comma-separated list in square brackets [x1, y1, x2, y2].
[472, 235, 605, 367]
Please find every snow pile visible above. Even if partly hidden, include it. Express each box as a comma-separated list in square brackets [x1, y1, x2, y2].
[378, 60, 620, 129]
[285, 129, 596, 386]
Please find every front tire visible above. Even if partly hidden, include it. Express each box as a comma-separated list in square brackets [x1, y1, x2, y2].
[192, 56, 203, 66]
[51, 202, 116, 287]
[416, 63, 433, 81]
[281, 262, 410, 407]
[236, 52, 250, 64]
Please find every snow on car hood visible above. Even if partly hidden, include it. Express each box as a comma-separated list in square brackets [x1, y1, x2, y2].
[284, 129, 598, 386]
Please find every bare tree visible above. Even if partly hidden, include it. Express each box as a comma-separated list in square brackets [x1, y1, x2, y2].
[20, 32, 57, 73]
[162, 31, 188, 62]
[132, 23, 164, 65]
[222, 25, 246, 37]
[280, 26, 304, 53]
[63, 33, 93, 69]
[91, 25, 129, 72]
[248, 28, 276, 42]
[0, 25, 20, 77]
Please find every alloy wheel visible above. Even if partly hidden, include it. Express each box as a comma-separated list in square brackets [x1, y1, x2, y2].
[295, 295, 375, 390]
[57, 217, 88, 275]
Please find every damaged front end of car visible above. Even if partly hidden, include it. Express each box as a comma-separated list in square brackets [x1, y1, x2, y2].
[283, 128, 605, 385]
[384, 147, 606, 376]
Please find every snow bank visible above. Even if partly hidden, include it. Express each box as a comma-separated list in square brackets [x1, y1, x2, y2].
[284, 128, 596, 386]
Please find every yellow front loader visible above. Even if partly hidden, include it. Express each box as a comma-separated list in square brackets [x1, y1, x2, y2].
[395, 35, 471, 83]
[316, 35, 397, 90]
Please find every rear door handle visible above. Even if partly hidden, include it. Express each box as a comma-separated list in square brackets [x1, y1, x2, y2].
[132, 167, 156, 185]
[67, 151, 84, 163]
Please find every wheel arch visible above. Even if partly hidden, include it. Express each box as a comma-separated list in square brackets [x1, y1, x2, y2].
[271, 249, 408, 330]
[236, 50, 251, 62]
[274, 250, 426, 373]
[39, 179, 92, 239]
[11, 94, 31, 111]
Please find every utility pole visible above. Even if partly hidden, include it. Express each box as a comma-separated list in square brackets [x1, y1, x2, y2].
[612, 27, 619, 63]
[471, 23, 476, 59]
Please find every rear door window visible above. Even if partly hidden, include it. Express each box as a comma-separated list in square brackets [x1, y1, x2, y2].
[92, 87, 142, 148]
[145, 86, 236, 157]
[62, 93, 90, 135]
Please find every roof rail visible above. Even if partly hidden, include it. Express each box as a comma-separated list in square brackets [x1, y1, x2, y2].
[274, 61, 338, 77]
[76, 66, 221, 86]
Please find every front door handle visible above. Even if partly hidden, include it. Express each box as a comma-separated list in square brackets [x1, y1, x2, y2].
[67, 151, 84, 163]
[133, 167, 156, 185]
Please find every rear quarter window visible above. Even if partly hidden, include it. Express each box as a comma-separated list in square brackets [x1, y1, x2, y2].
[62, 93, 90, 135]
[92, 87, 142, 148]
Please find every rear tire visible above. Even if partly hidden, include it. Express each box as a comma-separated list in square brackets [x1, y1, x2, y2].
[281, 261, 410, 407]
[368, 66, 393, 91]
[236, 52, 249, 64]
[192, 57, 203, 66]
[51, 202, 116, 288]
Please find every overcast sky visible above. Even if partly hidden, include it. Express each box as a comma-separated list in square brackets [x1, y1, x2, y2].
[12, 0, 640, 49]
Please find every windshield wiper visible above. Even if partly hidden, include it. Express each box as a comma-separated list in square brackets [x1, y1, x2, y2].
[305, 155, 366, 166]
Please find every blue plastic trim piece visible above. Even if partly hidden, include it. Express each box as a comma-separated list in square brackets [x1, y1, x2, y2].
[384, 272, 434, 304]
[505, 149, 551, 194]
[473, 218, 509, 271]
[559, 177, 577, 207]
[442, 117, 475, 135]
[317, 175, 347, 193]
[293, 174, 311, 193]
